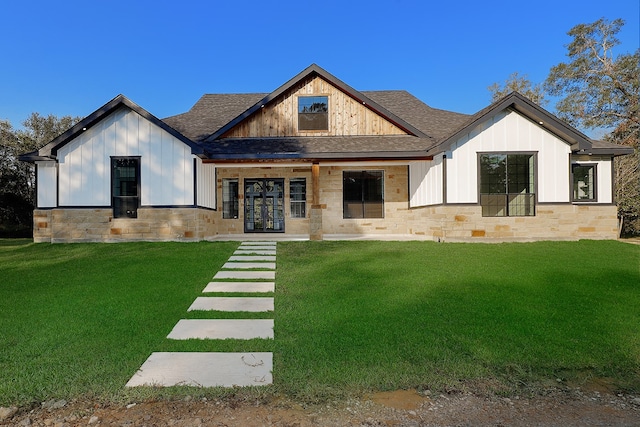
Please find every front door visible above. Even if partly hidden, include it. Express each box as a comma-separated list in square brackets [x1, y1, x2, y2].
[244, 179, 285, 233]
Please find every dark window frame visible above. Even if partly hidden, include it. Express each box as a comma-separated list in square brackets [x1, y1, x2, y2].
[289, 178, 307, 218]
[478, 152, 536, 217]
[222, 178, 239, 219]
[298, 95, 329, 131]
[343, 170, 384, 219]
[571, 163, 597, 202]
[111, 156, 141, 219]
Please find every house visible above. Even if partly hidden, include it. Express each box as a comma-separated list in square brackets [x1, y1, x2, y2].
[20, 64, 633, 243]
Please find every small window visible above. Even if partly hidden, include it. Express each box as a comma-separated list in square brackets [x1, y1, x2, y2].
[290, 178, 306, 218]
[298, 96, 328, 131]
[222, 179, 239, 219]
[343, 171, 384, 219]
[111, 157, 140, 218]
[572, 164, 596, 202]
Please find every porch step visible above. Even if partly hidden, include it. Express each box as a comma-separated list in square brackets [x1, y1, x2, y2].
[188, 297, 274, 312]
[125, 352, 272, 387]
[214, 270, 275, 280]
[167, 319, 274, 340]
[203, 281, 275, 293]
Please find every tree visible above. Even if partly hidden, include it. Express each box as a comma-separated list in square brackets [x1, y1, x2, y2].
[0, 113, 80, 236]
[488, 72, 547, 105]
[544, 18, 639, 143]
[544, 18, 639, 236]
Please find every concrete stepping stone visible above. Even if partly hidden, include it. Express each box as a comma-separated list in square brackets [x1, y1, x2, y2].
[241, 241, 277, 246]
[238, 246, 276, 251]
[188, 297, 274, 312]
[234, 249, 276, 256]
[167, 319, 274, 340]
[203, 282, 275, 293]
[229, 255, 276, 261]
[125, 352, 272, 387]
[214, 271, 275, 280]
[222, 262, 276, 270]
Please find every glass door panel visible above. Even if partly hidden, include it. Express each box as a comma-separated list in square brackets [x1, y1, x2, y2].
[244, 179, 284, 232]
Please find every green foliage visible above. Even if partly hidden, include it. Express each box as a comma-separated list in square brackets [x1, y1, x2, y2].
[544, 18, 640, 236]
[488, 72, 547, 105]
[0, 114, 80, 234]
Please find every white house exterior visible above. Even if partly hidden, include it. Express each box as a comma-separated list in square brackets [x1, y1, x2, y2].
[21, 64, 632, 242]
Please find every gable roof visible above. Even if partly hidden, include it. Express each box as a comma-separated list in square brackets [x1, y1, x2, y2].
[202, 64, 431, 142]
[22, 94, 203, 162]
[427, 92, 596, 156]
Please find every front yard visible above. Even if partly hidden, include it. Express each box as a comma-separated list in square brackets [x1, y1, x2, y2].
[0, 239, 638, 406]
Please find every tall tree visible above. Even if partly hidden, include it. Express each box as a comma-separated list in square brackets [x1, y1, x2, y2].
[544, 18, 640, 236]
[488, 72, 547, 105]
[0, 113, 79, 235]
[544, 18, 639, 146]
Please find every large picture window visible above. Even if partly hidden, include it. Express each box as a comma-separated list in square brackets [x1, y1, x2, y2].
[298, 96, 328, 131]
[222, 179, 239, 219]
[479, 153, 535, 217]
[111, 157, 140, 218]
[290, 178, 306, 218]
[572, 164, 596, 202]
[343, 171, 384, 219]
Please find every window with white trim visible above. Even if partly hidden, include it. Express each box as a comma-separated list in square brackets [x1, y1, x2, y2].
[290, 178, 306, 218]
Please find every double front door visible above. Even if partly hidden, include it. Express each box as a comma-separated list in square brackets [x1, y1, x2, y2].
[244, 179, 284, 233]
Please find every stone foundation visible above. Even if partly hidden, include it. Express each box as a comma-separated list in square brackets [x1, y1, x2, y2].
[33, 207, 217, 243]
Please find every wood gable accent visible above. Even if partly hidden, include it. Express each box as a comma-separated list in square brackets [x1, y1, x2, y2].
[221, 75, 408, 138]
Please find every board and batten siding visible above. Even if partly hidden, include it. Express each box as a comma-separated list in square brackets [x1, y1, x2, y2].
[572, 157, 613, 203]
[445, 110, 572, 204]
[35, 161, 57, 208]
[57, 107, 195, 207]
[223, 76, 408, 138]
[409, 154, 444, 207]
[196, 159, 216, 209]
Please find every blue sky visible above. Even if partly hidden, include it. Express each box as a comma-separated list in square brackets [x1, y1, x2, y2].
[1, 0, 638, 134]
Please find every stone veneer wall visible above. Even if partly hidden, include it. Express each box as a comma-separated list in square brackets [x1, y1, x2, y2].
[33, 207, 216, 243]
[317, 165, 619, 241]
[214, 166, 313, 236]
[403, 204, 620, 241]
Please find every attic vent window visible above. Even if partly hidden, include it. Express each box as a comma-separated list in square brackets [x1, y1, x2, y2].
[298, 96, 328, 131]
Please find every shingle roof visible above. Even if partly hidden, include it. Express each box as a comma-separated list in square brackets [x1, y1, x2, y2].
[163, 93, 267, 142]
[204, 135, 432, 160]
[162, 90, 467, 142]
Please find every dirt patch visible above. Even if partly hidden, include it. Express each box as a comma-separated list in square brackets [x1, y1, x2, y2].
[3, 389, 639, 426]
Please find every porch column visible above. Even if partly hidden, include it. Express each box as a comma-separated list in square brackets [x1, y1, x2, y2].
[310, 162, 323, 240]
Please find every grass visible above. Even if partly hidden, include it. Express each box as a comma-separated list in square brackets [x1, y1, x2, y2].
[0, 239, 638, 406]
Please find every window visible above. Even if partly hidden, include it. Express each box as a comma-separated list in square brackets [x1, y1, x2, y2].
[111, 157, 140, 218]
[343, 171, 384, 219]
[290, 178, 306, 218]
[572, 164, 596, 201]
[298, 96, 328, 130]
[222, 179, 239, 218]
[479, 153, 535, 217]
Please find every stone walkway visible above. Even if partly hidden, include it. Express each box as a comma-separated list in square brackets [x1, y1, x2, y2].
[126, 241, 276, 388]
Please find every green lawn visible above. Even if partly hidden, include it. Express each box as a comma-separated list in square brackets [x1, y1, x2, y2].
[0, 239, 638, 406]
